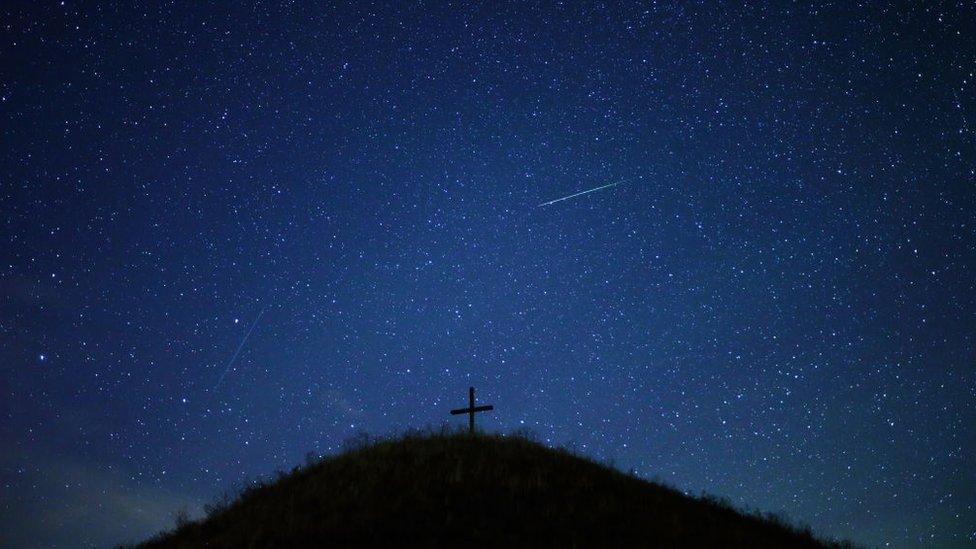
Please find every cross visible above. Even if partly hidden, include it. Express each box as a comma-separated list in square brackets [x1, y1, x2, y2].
[450, 386, 493, 434]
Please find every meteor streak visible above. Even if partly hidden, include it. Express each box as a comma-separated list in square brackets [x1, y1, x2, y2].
[214, 304, 267, 390]
[537, 176, 638, 207]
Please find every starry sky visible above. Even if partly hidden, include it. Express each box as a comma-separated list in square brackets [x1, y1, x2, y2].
[2, 1, 975, 547]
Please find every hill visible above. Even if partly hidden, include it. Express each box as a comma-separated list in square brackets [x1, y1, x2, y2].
[140, 430, 846, 547]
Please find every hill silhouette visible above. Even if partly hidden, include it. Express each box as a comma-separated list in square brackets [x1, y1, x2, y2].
[140, 430, 847, 548]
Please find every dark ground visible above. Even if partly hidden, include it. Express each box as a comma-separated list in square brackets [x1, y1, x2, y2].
[139, 430, 850, 548]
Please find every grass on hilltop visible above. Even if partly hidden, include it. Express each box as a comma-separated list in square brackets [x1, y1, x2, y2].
[138, 428, 850, 548]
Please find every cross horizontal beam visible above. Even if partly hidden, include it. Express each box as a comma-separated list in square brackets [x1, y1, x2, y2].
[450, 405, 493, 415]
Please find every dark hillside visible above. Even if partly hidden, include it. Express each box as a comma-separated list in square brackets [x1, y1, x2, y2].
[141, 431, 846, 548]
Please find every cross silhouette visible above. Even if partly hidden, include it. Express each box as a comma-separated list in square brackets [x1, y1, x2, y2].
[450, 387, 493, 434]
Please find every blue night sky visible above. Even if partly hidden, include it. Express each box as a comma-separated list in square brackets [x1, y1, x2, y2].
[2, 2, 974, 547]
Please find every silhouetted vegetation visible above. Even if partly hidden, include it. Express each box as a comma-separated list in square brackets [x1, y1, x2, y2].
[138, 428, 850, 548]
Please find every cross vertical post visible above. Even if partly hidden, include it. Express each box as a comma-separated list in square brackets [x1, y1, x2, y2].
[450, 386, 494, 434]
[468, 386, 475, 433]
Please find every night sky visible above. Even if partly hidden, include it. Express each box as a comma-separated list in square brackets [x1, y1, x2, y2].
[2, 2, 975, 547]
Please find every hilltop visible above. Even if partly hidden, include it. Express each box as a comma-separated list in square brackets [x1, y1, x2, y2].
[140, 430, 846, 547]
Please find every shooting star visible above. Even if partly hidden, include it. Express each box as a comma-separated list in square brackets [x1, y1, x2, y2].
[213, 304, 268, 390]
[538, 176, 639, 207]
